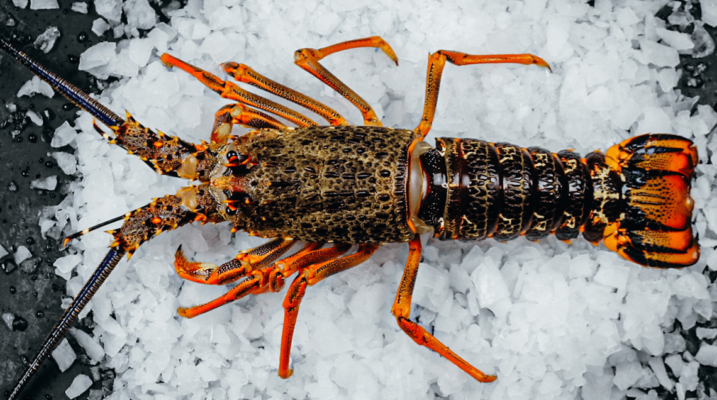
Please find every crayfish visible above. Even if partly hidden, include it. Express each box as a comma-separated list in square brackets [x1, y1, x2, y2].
[2, 36, 698, 399]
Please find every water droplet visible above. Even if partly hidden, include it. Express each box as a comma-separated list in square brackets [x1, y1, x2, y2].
[9, 286, 16, 294]
[45, 161, 54, 168]
[21, 170, 29, 177]
[12, 316, 28, 331]
[77, 32, 88, 43]
[68, 54, 79, 64]
[36, 311, 44, 318]
[62, 103, 74, 111]
[7, 181, 18, 192]
[15, 136, 23, 142]
[26, 237, 35, 245]
[28, 133, 37, 143]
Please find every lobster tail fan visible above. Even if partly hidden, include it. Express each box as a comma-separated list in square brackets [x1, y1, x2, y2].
[603, 134, 700, 268]
[0, 38, 124, 128]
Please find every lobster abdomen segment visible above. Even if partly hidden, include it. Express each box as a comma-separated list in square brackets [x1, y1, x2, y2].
[419, 134, 699, 268]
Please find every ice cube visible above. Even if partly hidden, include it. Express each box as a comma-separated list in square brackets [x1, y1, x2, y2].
[30, 176, 58, 191]
[33, 26, 61, 54]
[71, 2, 88, 13]
[69, 328, 106, 363]
[17, 76, 54, 98]
[13, 246, 32, 265]
[695, 343, 717, 367]
[51, 338, 77, 372]
[65, 374, 92, 399]
[29, 0, 59, 9]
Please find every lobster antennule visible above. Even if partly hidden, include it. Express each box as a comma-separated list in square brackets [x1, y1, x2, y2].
[602, 134, 700, 268]
[0, 38, 124, 128]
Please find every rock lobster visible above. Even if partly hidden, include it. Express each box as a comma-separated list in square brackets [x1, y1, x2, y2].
[1, 36, 699, 399]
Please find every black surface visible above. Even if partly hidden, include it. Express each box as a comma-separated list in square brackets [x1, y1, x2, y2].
[0, 1, 715, 400]
[0, 2, 117, 399]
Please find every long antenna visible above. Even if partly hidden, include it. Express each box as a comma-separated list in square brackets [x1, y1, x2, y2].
[7, 248, 126, 400]
[0, 38, 124, 128]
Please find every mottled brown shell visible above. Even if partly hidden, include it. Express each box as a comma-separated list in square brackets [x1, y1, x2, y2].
[232, 126, 418, 244]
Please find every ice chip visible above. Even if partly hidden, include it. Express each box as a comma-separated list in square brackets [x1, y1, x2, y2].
[78, 42, 117, 79]
[71, 1, 88, 13]
[613, 361, 644, 390]
[128, 38, 154, 68]
[593, 263, 630, 292]
[94, 0, 121, 23]
[123, 0, 156, 30]
[2, 313, 14, 329]
[30, 0, 59, 9]
[648, 357, 674, 390]
[91, 18, 110, 36]
[14, 246, 32, 265]
[69, 328, 105, 363]
[65, 374, 92, 399]
[30, 176, 58, 191]
[672, 272, 710, 300]
[471, 257, 510, 311]
[702, 0, 717, 27]
[51, 121, 78, 148]
[17, 76, 54, 98]
[12, 0, 28, 8]
[695, 343, 717, 367]
[0, 243, 9, 259]
[33, 26, 61, 54]
[52, 338, 77, 372]
[655, 28, 694, 51]
[52, 152, 78, 174]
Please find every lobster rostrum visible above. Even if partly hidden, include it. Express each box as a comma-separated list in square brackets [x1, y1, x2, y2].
[1, 36, 699, 398]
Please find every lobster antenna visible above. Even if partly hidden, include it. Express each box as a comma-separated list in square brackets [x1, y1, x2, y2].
[7, 248, 126, 400]
[0, 37, 124, 128]
[62, 214, 127, 248]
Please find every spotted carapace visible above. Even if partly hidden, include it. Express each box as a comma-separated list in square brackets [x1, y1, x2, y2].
[1, 36, 699, 398]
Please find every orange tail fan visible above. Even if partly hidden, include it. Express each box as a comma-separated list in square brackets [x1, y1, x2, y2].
[603, 134, 699, 268]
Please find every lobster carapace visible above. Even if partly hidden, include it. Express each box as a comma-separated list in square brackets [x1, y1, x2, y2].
[1, 36, 698, 398]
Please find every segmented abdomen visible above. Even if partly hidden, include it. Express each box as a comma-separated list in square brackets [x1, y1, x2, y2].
[417, 135, 699, 268]
[419, 138, 595, 241]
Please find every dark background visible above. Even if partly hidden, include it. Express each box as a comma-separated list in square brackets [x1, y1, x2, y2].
[0, 1, 715, 399]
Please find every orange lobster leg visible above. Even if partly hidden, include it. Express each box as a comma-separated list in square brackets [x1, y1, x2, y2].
[415, 51, 551, 139]
[392, 236, 496, 382]
[174, 238, 295, 285]
[160, 54, 317, 136]
[293, 36, 398, 127]
[223, 62, 348, 126]
[177, 242, 352, 318]
[279, 243, 379, 378]
[212, 103, 287, 144]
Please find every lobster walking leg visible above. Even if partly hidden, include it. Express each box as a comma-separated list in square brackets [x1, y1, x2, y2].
[160, 54, 317, 137]
[293, 36, 398, 127]
[174, 238, 295, 285]
[279, 244, 379, 378]
[414, 51, 551, 139]
[211, 103, 288, 144]
[392, 236, 496, 382]
[177, 243, 351, 318]
[223, 62, 348, 126]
